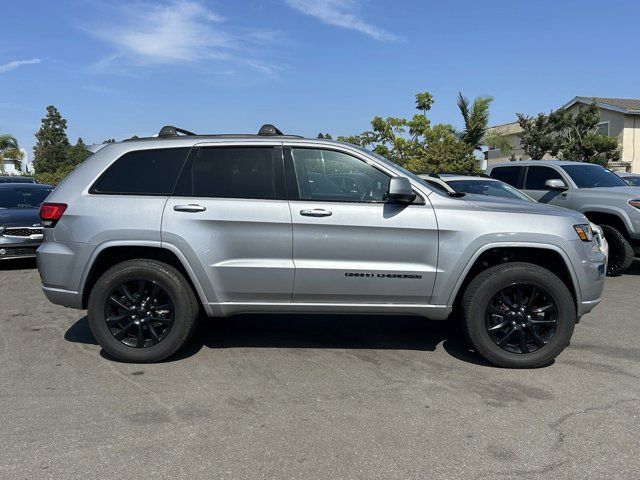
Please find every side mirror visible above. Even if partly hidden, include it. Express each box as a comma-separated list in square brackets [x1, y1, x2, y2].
[387, 177, 416, 204]
[545, 179, 568, 190]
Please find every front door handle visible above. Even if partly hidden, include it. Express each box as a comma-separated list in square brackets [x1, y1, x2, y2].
[174, 204, 206, 213]
[300, 208, 332, 217]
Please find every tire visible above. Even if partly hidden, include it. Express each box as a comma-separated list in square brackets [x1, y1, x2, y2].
[87, 259, 199, 363]
[600, 224, 634, 276]
[462, 262, 576, 368]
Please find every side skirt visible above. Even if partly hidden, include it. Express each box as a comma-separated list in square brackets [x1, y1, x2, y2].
[207, 302, 452, 320]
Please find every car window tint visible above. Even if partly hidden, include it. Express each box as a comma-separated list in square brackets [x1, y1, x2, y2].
[447, 180, 532, 201]
[525, 166, 564, 190]
[0, 187, 52, 208]
[561, 164, 628, 188]
[624, 176, 640, 186]
[92, 148, 189, 195]
[489, 166, 522, 187]
[191, 147, 277, 199]
[291, 148, 390, 202]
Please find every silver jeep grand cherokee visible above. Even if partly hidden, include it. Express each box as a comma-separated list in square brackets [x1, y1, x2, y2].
[37, 125, 607, 368]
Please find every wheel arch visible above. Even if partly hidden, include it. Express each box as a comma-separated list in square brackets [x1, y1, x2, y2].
[448, 244, 579, 313]
[80, 242, 211, 314]
[582, 209, 631, 238]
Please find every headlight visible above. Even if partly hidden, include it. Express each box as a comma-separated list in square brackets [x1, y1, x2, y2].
[629, 199, 640, 209]
[574, 224, 594, 242]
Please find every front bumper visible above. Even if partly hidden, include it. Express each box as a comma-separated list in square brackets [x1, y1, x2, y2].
[569, 238, 607, 318]
[0, 235, 42, 260]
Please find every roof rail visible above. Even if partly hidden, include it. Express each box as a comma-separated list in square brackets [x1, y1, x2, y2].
[158, 126, 196, 138]
[257, 124, 284, 136]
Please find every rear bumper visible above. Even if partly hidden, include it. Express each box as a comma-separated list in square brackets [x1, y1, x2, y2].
[41, 286, 83, 309]
[37, 235, 93, 309]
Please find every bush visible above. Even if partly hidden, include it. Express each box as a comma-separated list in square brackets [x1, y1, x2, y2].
[33, 164, 77, 186]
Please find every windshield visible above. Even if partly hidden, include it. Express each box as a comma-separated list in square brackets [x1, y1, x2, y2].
[561, 164, 628, 188]
[0, 187, 53, 209]
[446, 179, 534, 202]
[622, 176, 640, 187]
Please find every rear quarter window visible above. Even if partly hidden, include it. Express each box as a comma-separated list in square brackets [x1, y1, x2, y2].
[91, 148, 190, 195]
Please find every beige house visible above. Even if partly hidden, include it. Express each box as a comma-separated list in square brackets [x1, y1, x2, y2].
[486, 97, 640, 172]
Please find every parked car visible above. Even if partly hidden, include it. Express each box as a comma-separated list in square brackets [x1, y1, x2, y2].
[0, 175, 36, 184]
[617, 172, 640, 187]
[37, 125, 606, 367]
[419, 174, 535, 202]
[487, 160, 640, 275]
[0, 183, 53, 260]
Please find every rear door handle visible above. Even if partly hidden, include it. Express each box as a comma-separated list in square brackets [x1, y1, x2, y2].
[300, 208, 332, 217]
[174, 204, 206, 213]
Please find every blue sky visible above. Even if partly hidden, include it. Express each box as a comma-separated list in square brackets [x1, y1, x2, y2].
[2, 0, 640, 158]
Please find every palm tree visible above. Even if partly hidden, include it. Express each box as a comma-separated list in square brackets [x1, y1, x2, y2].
[457, 92, 511, 155]
[0, 133, 24, 173]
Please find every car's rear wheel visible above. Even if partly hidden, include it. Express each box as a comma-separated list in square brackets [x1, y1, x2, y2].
[462, 262, 575, 368]
[88, 259, 199, 362]
[600, 224, 634, 276]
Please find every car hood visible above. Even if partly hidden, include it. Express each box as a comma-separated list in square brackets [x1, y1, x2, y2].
[462, 194, 586, 221]
[0, 208, 42, 227]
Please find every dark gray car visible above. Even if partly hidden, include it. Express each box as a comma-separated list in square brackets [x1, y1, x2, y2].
[0, 183, 53, 260]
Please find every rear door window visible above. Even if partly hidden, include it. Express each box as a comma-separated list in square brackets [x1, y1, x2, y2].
[185, 147, 284, 199]
[489, 166, 523, 188]
[92, 148, 189, 195]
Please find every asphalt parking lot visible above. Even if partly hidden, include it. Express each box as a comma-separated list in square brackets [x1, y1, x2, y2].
[1, 259, 639, 479]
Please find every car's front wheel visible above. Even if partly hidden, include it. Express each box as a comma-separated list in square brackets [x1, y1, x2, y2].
[87, 259, 199, 363]
[600, 224, 634, 276]
[462, 262, 575, 368]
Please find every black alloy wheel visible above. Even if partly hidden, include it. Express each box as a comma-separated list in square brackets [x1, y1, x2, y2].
[485, 283, 558, 354]
[104, 278, 175, 348]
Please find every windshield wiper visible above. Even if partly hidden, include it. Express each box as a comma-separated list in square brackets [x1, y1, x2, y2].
[447, 191, 466, 197]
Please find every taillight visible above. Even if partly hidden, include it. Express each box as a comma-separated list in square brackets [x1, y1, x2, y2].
[39, 203, 67, 227]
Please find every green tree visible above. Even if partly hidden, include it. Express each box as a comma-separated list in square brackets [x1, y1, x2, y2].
[33, 106, 70, 174]
[68, 137, 92, 166]
[457, 92, 511, 154]
[0, 133, 24, 173]
[516, 102, 620, 165]
[316, 133, 333, 139]
[516, 112, 558, 159]
[337, 92, 479, 174]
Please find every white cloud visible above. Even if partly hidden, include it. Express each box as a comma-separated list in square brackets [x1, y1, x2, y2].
[90, 0, 229, 65]
[285, 0, 401, 42]
[0, 58, 41, 74]
[86, 0, 281, 77]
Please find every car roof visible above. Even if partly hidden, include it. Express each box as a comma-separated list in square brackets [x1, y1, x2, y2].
[118, 135, 345, 148]
[0, 175, 35, 181]
[487, 160, 591, 168]
[0, 183, 52, 189]
[618, 172, 640, 177]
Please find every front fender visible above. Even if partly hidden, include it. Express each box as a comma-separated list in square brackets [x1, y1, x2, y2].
[577, 204, 637, 237]
[432, 235, 582, 309]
